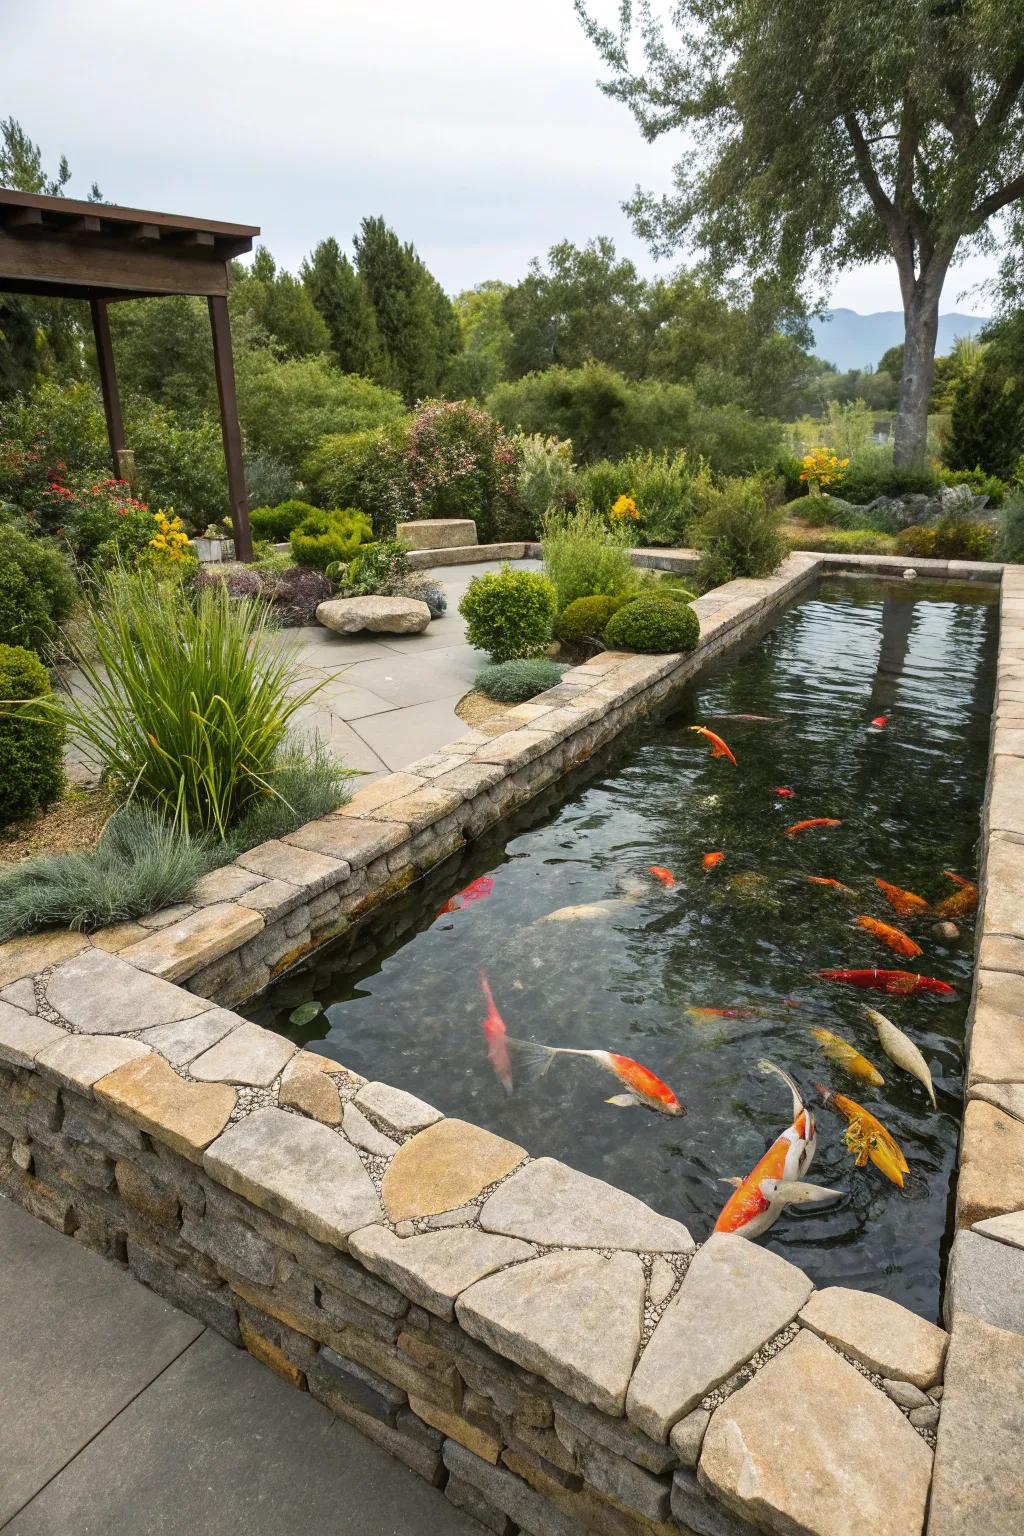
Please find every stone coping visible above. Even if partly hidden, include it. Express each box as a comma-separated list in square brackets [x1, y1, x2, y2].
[0, 549, 1019, 1536]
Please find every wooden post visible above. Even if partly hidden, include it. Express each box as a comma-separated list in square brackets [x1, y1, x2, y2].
[208, 294, 252, 562]
[90, 299, 126, 478]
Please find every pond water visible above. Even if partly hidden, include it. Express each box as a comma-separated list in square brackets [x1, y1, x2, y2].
[248, 577, 998, 1321]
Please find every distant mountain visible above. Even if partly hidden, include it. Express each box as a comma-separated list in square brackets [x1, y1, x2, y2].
[809, 308, 991, 372]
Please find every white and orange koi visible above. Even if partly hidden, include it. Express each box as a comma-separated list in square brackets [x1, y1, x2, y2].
[714, 1060, 816, 1238]
[507, 1038, 684, 1115]
[479, 971, 513, 1096]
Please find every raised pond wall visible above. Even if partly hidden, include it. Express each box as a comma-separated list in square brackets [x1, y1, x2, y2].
[0, 550, 1021, 1536]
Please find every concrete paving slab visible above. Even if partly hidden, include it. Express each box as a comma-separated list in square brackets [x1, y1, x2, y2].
[338, 651, 479, 709]
[353, 695, 470, 771]
[4, 1329, 480, 1536]
[0, 1196, 203, 1527]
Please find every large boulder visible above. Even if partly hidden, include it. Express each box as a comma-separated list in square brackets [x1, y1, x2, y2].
[316, 596, 431, 635]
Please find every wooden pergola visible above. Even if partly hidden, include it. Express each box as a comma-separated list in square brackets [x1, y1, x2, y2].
[0, 188, 260, 560]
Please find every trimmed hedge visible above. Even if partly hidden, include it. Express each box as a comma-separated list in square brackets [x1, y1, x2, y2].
[0, 644, 65, 828]
[603, 594, 700, 654]
[555, 594, 630, 643]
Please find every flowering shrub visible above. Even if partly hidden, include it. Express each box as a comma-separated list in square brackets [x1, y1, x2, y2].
[799, 447, 849, 493]
[38, 477, 150, 563]
[406, 401, 521, 542]
[610, 493, 640, 523]
[146, 509, 193, 566]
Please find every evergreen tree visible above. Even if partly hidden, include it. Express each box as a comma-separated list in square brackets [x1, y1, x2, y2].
[301, 237, 383, 377]
[353, 217, 460, 402]
[230, 246, 330, 360]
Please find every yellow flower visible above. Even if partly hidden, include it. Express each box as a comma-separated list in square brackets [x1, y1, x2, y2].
[610, 494, 640, 522]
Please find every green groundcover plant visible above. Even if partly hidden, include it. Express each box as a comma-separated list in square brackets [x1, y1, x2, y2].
[474, 658, 567, 703]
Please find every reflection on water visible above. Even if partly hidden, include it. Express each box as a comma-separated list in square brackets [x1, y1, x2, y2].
[248, 579, 997, 1321]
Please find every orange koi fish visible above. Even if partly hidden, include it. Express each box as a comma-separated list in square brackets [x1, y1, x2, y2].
[808, 1027, 884, 1086]
[786, 818, 842, 837]
[649, 865, 679, 890]
[689, 726, 737, 765]
[687, 1002, 797, 1022]
[806, 876, 855, 895]
[774, 786, 795, 798]
[817, 1085, 908, 1188]
[855, 914, 923, 960]
[714, 1060, 816, 1238]
[479, 972, 513, 1095]
[702, 851, 725, 871]
[933, 872, 978, 919]
[874, 878, 929, 920]
[437, 875, 494, 918]
[819, 968, 955, 999]
[507, 1038, 683, 1115]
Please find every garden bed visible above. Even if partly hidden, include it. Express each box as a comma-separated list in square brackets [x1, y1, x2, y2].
[0, 551, 1020, 1536]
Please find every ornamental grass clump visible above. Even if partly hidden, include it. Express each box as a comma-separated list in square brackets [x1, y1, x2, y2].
[56, 569, 328, 838]
[540, 505, 641, 612]
[459, 565, 557, 662]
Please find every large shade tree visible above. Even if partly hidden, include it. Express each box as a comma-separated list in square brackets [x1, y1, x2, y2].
[576, 1, 1024, 466]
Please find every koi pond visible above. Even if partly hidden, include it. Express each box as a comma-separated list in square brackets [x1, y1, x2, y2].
[248, 577, 998, 1321]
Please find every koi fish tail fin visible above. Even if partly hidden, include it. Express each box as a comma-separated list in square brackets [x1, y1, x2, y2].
[505, 1037, 559, 1080]
[813, 1080, 835, 1108]
[757, 1057, 804, 1117]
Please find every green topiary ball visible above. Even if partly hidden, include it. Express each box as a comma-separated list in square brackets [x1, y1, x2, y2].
[603, 594, 701, 654]
[458, 565, 557, 663]
[0, 643, 65, 828]
[555, 594, 630, 644]
[474, 658, 567, 703]
[0, 526, 77, 655]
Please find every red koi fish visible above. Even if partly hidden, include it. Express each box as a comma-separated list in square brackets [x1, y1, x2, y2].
[774, 786, 795, 798]
[807, 876, 855, 895]
[819, 968, 955, 999]
[437, 875, 494, 918]
[507, 1039, 683, 1115]
[874, 877, 929, 919]
[703, 851, 725, 871]
[786, 818, 842, 837]
[870, 714, 888, 729]
[855, 914, 923, 960]
[689, 726, 737, 765]
[714, 1060, 816, 1238]
[649, 865, 679, 890]
[479, 971, 513, 1095]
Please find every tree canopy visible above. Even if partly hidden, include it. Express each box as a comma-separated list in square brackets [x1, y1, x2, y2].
[576, 0, 1024, 464]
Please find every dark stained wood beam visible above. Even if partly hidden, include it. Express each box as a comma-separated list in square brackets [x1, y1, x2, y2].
[208, 295, 252, 562]
[177, 231, 216, 248]
[68, 215, 102, 235]
[127, 223, 160, 242]
[3, 208, 43, 231]
[0, 230, 229, 296]
[90, 299, 127, 476]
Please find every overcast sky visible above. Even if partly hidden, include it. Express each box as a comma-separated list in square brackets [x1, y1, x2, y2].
[5, 0, 996, 314]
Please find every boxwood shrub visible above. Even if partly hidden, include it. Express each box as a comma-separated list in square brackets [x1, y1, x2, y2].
[555, 594, 630, 643]
[604, 594, 700, 654]
[0, 526, 77, 655]
[459, 565, 557, 662]
[0, 643, 65, 827]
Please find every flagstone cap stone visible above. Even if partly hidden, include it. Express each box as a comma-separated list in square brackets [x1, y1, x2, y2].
[353, 1081, 442, 1135]
[697, 1329, 933, 1536]
[0, 929, 89, 988]
[236, 837, 348, 891]
[927, 1313, 1024, 1536]
[944, 1229, 1024, 1334]
[380, 1119, 527, 1221]
[798, 1285, 947, 1388]
[278, 1051, 347, 1125]
[969, 1080, 1024, 1123]
[188, 1019, 296, 1086]
[204, 1106, 381, 1247]
[973, 1209, 1024, 1251]
[285, 814, 408, 868]
[956, 1099, 1024, 1226]
[0, 1001, 66, 1068]
[119, 902, 265, 983]
[966, 969, 1024, 1083]
[342, 1101, 401, 1158]
[349, 1225, 537, 1319]
[0, 977, 37, 1012]
[478, 1157, 695, 1252]
[136, 1008, 241, 1067]
[626, 1234, 813, 1442]
[34, 1032, 151, 1092]
[94, 1052, 236, 1162]
[456, 1249, 646, 1415]
[45, 947, 212, 1034]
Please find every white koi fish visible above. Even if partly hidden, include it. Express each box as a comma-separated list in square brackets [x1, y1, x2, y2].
[864, 1007, 937, 1108]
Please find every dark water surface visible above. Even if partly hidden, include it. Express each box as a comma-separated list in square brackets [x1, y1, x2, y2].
[249, 578, 997, 1320]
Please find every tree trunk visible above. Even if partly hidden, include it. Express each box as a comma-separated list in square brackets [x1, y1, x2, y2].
[892, 284, 942, 469]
